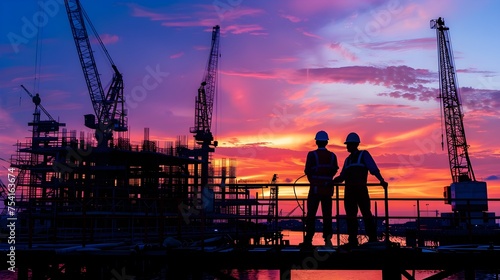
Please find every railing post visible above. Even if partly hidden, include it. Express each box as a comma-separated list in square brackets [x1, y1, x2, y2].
[302, 198, 306, 242]
[416, 200, 421, 246]
[275, 184, 279, 245]
[335, 183, 340, 247]
[384, 184, 390, 247]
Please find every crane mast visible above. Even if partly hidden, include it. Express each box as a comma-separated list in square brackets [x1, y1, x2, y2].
[191, 25, 220, 147]
[431, 17, 474, 183]
[64, 0, 127, 148]
[187, 25, 220, 207]
[431, 17, 487, 214]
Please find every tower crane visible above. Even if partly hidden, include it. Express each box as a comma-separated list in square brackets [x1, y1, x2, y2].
[21, 85, 54, 122]
[64, 0, 127, 148]
[20, 85, 65, 134]
[267, 174, 278, 223]
[430, 17, 488, 216]
[190, 25, 220, 188]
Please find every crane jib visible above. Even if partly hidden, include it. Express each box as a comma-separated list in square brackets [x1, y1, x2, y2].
[431, 17, 488, 214]
[193, 25, 220, 144]
[431, 17, 475, 183]
[64, 0, 127, 144]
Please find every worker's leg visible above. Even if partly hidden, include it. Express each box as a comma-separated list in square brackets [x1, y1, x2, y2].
[303, 193, 320, 244]
[320, 195, 333, 241]
[344, 189, 359, 245]
[358, 186, 377, 242]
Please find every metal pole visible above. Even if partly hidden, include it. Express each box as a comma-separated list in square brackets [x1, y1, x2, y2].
[384, 185, 390, 247]
[275, 185, 279, 245]
[336, 183, 340, 247]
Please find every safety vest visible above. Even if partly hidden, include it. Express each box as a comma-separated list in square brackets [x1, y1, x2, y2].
[309, 150, 337, 194]
[343, 150, 369, 186]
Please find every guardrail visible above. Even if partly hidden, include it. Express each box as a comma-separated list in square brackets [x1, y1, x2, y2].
[5, 182, 499, 247]
[259, 183, 500, 247]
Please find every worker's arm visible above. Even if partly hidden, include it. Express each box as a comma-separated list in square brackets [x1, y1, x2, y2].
[304, 151, 315, 182]
[363, 151, 388, 188]
[332, 159, 346, 184]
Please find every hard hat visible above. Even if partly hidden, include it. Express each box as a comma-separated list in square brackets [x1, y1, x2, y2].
[344, 132, 360, 144]
[315, 130, 329, 141]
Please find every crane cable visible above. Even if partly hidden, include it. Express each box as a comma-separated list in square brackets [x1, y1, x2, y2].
[29, 2, 45, 104]
[293, 174, 306, 215]
[81, 5, 114, 66]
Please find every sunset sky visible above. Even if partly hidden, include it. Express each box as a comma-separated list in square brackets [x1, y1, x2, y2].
[1, 0, 499, 215]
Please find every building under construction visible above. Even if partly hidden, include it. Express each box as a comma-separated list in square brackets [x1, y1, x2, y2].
[8, 90, 283, 247]
[6, 0, 281, 248]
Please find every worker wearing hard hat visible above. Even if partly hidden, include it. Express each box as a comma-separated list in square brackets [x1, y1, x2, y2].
[333, 132, 388, 249]
[300, 130, 339, 249]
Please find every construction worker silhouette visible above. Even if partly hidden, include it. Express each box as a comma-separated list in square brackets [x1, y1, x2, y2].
[333, 132, 388, 249]
[300, 130, 339, 248]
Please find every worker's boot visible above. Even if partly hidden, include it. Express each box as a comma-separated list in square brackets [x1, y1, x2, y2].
[299, 235, 313, 249]
[324, 239, 333, 248]
[368, 235, 379, 243]
[338, 235, 358, 250]
[324, 234, 333, 247]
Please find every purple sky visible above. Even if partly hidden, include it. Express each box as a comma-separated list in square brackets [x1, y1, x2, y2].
[1, 1, 500, 209]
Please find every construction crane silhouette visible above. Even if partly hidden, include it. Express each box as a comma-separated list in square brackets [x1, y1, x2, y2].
[189, 25, 220, 188]
[430, 17, 488, 217]
[267, 174, 278, 223]
[20, 85, 65, 134]
[21, 85, 54, 121]
[64, 0, 127, 148]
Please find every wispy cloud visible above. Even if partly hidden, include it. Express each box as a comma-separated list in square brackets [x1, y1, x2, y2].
[169, 52, 184, 59]
[271, 57, 299, 63]
[296, 28, 322, 39]
[330, 42, 359, 61]
[279, 13, 304, 23]
[128, 4, 184, 21]
[221, 70, 278, 80]
[128, 3, 264, 30]
[460, 88, 500, 115]
[90, 33, 119, 45]
[295, 65, 435, 86]
[224, 24, 266, 35]
[210, 6, 264, 21]
[363, 37, 436, 51]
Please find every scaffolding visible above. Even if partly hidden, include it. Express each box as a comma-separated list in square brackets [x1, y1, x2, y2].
[8, 105, 278, 247]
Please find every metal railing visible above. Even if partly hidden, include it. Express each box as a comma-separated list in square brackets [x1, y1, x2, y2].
[257, 182, 500, 247]
[5, 182, 500, 248]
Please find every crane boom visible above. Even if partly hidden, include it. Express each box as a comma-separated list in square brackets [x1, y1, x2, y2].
[65, 0, 105, 123]
[185, 25, 220, 202]
[190, 25, 220, 145]
[431, 17, 487, 213]
[431, 17, 475, 183]
[64, 0, 127, 147]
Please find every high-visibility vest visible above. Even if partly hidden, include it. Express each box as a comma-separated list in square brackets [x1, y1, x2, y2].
[343, 150, 369, 186]
[309, 150, 337, 194]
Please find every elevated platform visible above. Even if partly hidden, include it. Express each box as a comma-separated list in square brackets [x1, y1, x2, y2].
[7, 242, 500, 280]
